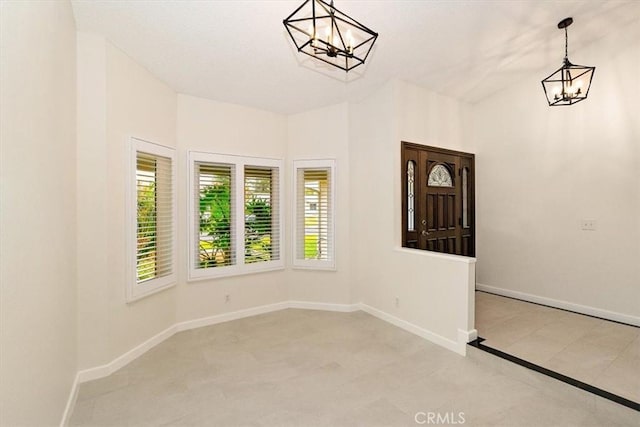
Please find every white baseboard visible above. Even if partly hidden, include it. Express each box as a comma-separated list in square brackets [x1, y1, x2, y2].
[288, 301, 360, 312]
[175, 302, 289, 332]
[60, 373, 79, 427]
[359, 303, 466, 356]
[74, 300, 353, 386]
[458, 328, 478, 344]
[76, 324, 177, 383]
[64, 300, 469, 424]
[476, 283, 640, 327]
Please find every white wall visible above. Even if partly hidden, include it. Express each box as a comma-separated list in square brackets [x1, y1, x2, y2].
[76, 34, 178, 369]
[286, 103, 352, 304]
[472, 20, 640, 321]
[176, 95, 288, 323]
[397, 81, 473, 154]
[105, 41, 179, 361]
[0, 1, 77, 425]
[349, 82, 396, 305]
[76, 32, 110, 372]
[349, 81, 477, 353]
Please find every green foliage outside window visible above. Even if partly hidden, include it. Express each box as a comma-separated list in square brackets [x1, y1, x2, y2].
[245, 198, 272, 263]
[198, 172, 274, 267]
[199, 176, 232, 268]
[304, 234, 319, 259]
[137, 181, 157, 282]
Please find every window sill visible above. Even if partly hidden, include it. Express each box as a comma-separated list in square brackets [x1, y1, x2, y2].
[188, 262, 285, 282]
[291, 264, 337, 272]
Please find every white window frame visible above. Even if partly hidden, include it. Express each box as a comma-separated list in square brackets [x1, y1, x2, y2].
[292, 159, 336, 270]
[126, 137, 177, 302]
[188, 151, 285, 281]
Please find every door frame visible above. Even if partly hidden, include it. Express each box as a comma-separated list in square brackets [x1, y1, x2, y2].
[401, 141, 476, 256]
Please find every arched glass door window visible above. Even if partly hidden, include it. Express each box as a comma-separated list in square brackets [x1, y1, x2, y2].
[427, 164, 453, 187]
[407, 160, 415, 231]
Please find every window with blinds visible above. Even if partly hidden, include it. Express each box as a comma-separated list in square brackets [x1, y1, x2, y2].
[188, 152, 284, 280]
[293, 159, 336, 270]
[245, 166, 280, 264]
[196, 162, 235, 269]
[129, 138, 176, 302]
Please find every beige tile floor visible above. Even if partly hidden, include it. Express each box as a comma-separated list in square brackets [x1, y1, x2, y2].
[476, 291, 640, 403]
[70, 308, 639, 426]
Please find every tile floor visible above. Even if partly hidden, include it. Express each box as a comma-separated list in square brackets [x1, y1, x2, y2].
[70, 308, 639, 426]
[476, 291, 640, 404]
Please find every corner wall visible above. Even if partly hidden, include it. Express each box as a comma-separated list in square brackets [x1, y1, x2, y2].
[286, 102, 352, 304]
[0, 1, 78, 424]
[349, 81, 477, 353]
[175, 94, 289, 323]
[471, 20, 640, 322]
[76, 34, 178, 370]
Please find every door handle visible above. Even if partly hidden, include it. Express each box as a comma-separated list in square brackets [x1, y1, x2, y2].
[421, 219, 429, 236]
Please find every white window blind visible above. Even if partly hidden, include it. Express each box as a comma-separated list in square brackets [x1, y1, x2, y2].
[245, 166, 280, 264]
[129, 138, 176, 302]
[188, 152, 284, 280]
[196, 162, 235, 269]
[293, 160, 336, 270]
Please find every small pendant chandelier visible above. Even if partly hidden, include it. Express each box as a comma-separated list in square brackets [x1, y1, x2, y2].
[283, 0, 378, 72]
[541, 17, 595, 106]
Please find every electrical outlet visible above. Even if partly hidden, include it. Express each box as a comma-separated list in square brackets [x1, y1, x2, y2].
[580, 219, 597, 231]
[225, 294, 230, 303]
[395, 297, 400, 308]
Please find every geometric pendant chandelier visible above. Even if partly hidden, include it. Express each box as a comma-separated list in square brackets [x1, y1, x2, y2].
[541, 17, 595, 106]
[283, 0, 378, 72]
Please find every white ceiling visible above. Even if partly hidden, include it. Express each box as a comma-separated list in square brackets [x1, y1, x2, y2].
[71, 0, 640, 114]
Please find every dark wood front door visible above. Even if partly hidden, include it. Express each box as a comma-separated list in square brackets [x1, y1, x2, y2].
[402, 142, 475, 257]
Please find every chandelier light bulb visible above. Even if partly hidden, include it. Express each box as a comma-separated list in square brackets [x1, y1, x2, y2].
[346, 29, 354, 54]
